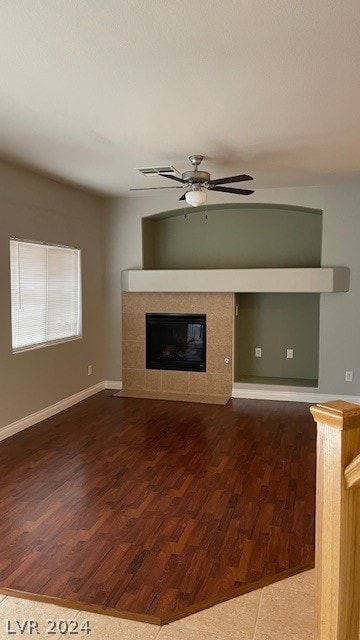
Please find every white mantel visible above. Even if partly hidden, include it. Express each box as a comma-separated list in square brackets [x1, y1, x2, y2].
[122, 267, 350, 293]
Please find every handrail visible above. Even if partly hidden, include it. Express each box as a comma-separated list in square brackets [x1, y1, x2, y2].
[310, 400, 360, 640]
[345, 452, 360, 489]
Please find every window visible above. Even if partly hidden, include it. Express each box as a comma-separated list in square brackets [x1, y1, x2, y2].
[10, 239, 81, 353]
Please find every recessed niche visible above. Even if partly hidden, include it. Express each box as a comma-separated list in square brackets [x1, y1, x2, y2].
[234, 293, 320, 387]
[142, 203, 322, 270]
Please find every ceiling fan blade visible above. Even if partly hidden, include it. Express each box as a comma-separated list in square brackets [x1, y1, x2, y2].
[129, 186, 184, 191]
[209, 174, 253, 186]
[179, 193, 186, 200]
[210, 186, 254, 195]
[158, 173, 185, 183]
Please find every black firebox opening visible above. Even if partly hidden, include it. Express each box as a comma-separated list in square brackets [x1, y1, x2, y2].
[146, 313, 206, 372]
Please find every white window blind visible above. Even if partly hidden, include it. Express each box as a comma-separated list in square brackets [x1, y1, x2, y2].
[10, 239, 81, 352]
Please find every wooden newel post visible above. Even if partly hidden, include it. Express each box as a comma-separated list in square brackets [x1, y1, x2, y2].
[310, 401, 360, 640]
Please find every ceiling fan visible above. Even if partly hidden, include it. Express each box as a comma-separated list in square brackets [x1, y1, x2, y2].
[130, 155, 254, 206]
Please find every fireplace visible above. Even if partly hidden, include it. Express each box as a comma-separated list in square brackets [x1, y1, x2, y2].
[146, 313, 206, 372]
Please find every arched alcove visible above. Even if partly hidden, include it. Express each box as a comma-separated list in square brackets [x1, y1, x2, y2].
[142, 202, 322, 270]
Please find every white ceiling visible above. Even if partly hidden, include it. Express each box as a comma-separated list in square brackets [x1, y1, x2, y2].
[1, 0, 360, 195]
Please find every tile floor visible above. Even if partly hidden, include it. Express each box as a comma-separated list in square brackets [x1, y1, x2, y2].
[0, 570, 359, 640]
[0, 570, 319, 640]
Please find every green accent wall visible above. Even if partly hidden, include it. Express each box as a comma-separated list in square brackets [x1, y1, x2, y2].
[234, 293, 320, 383]
[143, 204, 322, 269]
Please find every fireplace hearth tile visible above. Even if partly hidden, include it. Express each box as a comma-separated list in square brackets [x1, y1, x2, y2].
[189, 372, 208, 395]
[146, 370, 162, 391]
[207, 343, 233, 374]
[122, 368, 146, 390]
[207, 315, 233, 343]
[160, 292, 208, 313]
[123, 340, 144, 369]
[122, 313, 145, 341]
[122, 292, 147, 313]
[206, 372, 232, 395]
[142, 293, 164, 312]
[200, 394, 231, 404]
[112, 389, 230, 405]
[161, 370, 190, 393]
[206, 292, 234, 316]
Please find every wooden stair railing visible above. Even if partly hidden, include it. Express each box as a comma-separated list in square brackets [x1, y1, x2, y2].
[345, 453, 360, 490]
[310, 401, 360, 640]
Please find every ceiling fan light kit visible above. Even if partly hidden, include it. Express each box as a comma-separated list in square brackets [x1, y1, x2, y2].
[185, 184, 207, 207]
[130, 155, 254, 206]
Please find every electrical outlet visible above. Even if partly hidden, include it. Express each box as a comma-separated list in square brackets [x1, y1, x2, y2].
[287, 349, 294, 359]
[345, 371, 353, 382]
[255, 347, 262, 358]
[87, 365, 93, 376]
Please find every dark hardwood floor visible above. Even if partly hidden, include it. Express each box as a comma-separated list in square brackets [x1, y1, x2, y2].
[0, 393, 316, 623]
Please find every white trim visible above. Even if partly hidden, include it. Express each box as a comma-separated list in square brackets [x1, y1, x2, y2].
[0, 382, 105, 443]
[104, 380, 123, 390]
[232, 387, 360, 404]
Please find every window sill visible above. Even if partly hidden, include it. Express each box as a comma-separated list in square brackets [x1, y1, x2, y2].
[12, 335, 82, 354]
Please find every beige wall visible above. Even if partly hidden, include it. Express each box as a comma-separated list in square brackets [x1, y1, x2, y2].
[103, 184, 360, 397]
[0, 160, 104, 428]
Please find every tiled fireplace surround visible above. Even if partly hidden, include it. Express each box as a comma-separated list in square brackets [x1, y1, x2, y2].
[122, 292, 233, 397]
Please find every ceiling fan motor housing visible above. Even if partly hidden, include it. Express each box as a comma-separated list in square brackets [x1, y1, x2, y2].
[182, 170, 210, 184]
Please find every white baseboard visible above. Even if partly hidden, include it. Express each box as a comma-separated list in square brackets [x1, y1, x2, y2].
[1, 380, 357, 444]
[232, 388, 360, 404]
[0, 382, 106, 443]
[104, 380, 123, 390]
